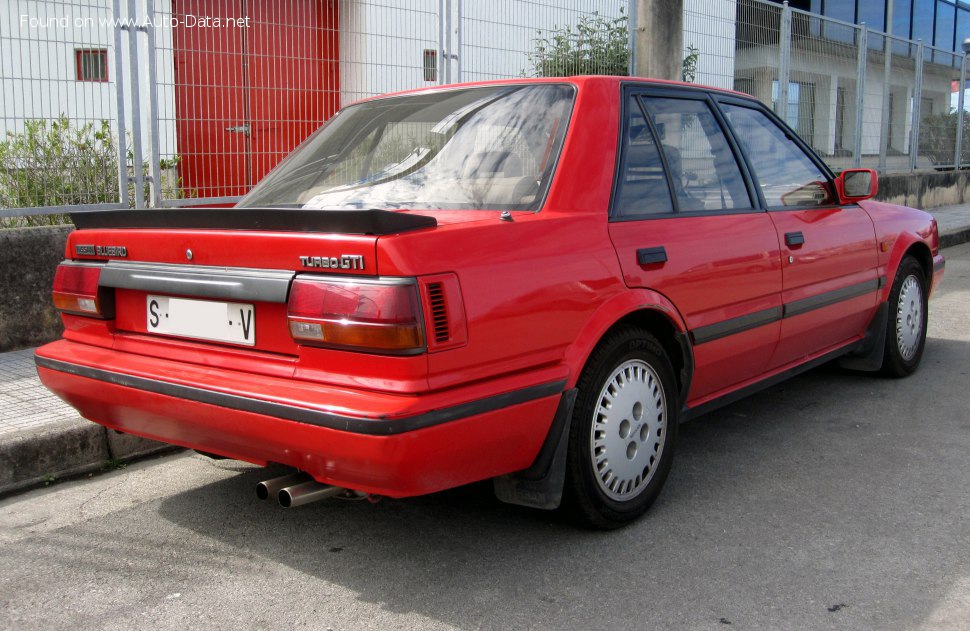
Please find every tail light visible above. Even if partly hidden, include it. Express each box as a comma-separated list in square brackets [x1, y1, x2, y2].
[52, 263, 114, 318]
[287, 277, 425, 354]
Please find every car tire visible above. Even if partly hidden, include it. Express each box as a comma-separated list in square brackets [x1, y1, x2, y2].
[563, 327, 679, 529]
[881, 255, 928, 377]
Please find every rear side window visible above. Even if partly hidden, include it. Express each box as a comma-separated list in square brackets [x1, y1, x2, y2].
[721, 104, 835, 208]
[613, 95, 674, 217]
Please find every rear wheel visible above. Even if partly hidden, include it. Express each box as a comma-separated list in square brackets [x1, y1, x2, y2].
[564, 327, 679, 529]
[881, 256, 928, 377]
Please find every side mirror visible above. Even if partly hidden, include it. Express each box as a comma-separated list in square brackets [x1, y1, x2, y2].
[835, 168, 878, 203]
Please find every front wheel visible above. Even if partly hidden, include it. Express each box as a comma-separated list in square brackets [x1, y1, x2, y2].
[563, 327, 679, 529]
[881, 256, 928, 377]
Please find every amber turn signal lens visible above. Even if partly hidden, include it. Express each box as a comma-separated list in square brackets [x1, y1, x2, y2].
[52, 264, 109, 317]
[287, 277, 425, 353]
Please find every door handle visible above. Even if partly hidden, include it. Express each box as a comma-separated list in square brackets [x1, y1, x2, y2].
[637, 246, 668, 265]
[785, 231, 805, 247]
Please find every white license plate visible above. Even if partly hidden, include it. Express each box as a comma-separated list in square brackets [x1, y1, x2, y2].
[147, 295, 255, 346]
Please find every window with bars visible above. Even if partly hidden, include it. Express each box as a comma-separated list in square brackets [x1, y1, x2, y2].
[423, 49, 437, 82]
[75, 49, 108, 82]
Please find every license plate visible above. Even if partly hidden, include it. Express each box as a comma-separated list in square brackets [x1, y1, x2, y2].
[147, 295, 255, 346]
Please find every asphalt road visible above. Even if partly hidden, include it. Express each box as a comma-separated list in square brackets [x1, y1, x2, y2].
[2, 243, 970, 631]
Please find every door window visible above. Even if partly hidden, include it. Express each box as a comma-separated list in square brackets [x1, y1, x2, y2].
[638, 97, 752, 213]
[721, 103, 835, 208]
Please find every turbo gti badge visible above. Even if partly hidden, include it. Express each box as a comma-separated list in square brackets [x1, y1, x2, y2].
[300, 254, 365, 270]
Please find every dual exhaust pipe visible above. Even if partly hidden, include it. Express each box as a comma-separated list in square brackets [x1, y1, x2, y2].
[256, 472, 351, 508]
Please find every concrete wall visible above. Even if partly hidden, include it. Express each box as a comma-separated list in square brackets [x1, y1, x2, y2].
[0, 225, 71, 352]
[877, 170, 970, 210]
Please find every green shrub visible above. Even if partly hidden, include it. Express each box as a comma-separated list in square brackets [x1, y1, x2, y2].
[1, 117, 189, 228]
[0, 117, 118, 227]
[527, 9, 701, 82]
[918, 110, 970, 169]
[527, 10, 631, 77]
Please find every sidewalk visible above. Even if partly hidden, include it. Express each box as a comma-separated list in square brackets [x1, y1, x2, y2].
[2, 203, 970, 496]
[0, 348, 174, 496]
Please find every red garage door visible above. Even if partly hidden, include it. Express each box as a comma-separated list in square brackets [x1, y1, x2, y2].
[173, 0, 339, 199]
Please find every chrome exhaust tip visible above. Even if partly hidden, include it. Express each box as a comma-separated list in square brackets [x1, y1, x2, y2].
[278, 480, 345, 508]
[256, 472, 311, 501]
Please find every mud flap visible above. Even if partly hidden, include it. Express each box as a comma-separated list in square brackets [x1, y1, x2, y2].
[493, 388, 577, 510]
[839, 302, 888, 372]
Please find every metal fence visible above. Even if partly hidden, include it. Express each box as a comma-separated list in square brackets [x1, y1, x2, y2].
[1, 0, 969, 221]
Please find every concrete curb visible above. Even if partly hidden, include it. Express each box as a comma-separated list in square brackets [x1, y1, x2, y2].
[940, 227, 970, 250]
[0, 417, 179, 498]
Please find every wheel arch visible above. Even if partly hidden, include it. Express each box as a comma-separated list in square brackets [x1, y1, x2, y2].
[883, 234, 933, 301]
[564, 290, 693, 405]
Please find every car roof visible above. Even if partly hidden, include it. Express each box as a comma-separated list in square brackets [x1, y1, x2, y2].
[346, 75, 756, 108]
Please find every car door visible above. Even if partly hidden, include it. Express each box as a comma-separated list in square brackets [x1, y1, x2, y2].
[718, 100, 879, 370]
[607, 89, 783, 404]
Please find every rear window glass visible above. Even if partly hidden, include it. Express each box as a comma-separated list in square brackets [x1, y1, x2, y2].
[238, 85, 574, 211]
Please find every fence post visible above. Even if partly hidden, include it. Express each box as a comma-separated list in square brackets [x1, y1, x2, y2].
[112, 0, 130, 207]
[455, 0, 462, 83]
[910, 40, 924, 171]
[956, 51, 967, 169]
[853, 24, 867, 168]
[438, 0, 446, 85]
[144, 0, 163, 208]
[878, 33, 892, 171]
[126, 0, 146, 209]
[628, 0, 638, 76]
[775, 1, 791, 120]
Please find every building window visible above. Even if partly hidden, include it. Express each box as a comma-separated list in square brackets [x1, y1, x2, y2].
[423, 49, 437, 82]
[892, 0, 913, 38]
[935, 0, 957, 50]
[75, 49, 108, 82]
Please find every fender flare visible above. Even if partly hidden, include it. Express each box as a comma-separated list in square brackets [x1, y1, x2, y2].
[881, 231, 932, 301]
[561, 288, 690, 390]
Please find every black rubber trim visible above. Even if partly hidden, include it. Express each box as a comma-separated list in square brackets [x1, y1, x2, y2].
[934, 259, 945, 272]
[683, 340, 860, 421]
[70, 208, 438, 235]
[34, 355, 565, 436]
[690, 276, 886, 345]
[690, 306, 783, 345]
[783, 278, 881, 318]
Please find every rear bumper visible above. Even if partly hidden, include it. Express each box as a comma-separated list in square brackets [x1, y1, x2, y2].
[35, 339, 564, 497]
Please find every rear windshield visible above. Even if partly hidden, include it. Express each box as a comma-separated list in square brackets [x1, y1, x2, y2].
[238, 84, 574, 211]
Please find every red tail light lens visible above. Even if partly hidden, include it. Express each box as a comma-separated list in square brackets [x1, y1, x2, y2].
[287, 277, 425, 353]
[52, 263, 112, 318]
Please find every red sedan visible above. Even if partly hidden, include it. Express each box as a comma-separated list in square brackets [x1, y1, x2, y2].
[37, 77, 944, 528]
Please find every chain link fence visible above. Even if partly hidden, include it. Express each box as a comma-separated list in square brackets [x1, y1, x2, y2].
[2, 0, 969, 220]
[0, 0, 127, 222]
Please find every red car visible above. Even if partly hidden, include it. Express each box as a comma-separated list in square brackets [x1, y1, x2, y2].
[37, 77, 944, 528]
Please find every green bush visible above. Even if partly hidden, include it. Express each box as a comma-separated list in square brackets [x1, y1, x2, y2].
[0, 117, 118, 226]
[918, 110, 970, 169]
[527, 10, 631, 77]
[527, 9, 700, 82]
[1, 116, 189, 228]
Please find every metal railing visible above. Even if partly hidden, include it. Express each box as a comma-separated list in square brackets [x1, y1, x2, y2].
[2, 0, 969, 221]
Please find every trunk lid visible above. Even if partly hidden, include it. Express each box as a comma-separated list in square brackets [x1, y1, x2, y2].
[65, 208, 435, 356]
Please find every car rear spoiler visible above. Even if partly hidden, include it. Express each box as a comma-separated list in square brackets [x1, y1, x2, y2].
[69, 208, 438, 235]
